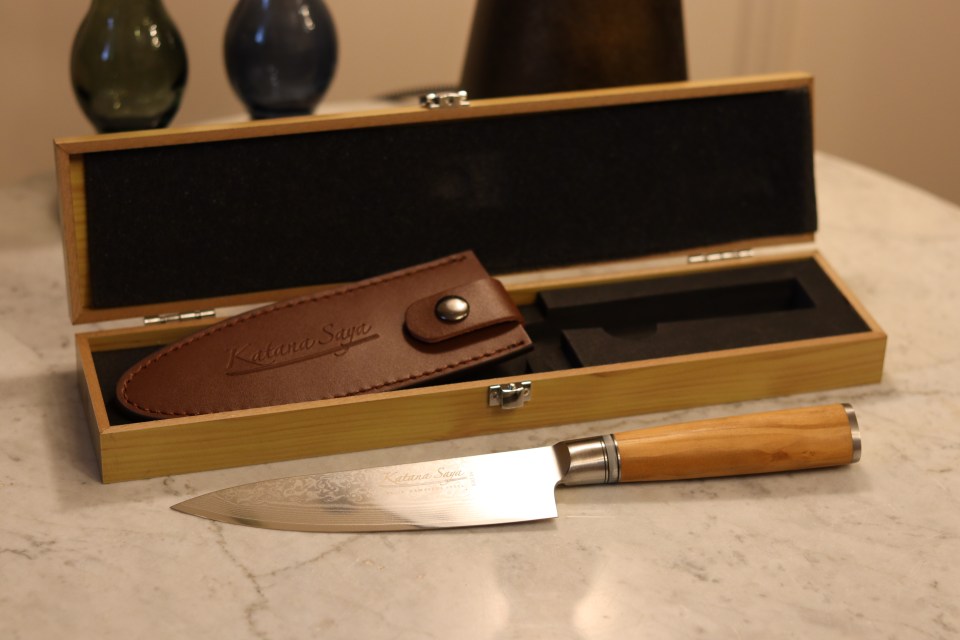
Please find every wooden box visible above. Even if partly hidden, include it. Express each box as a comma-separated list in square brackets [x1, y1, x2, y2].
[55, 72, 886, 483]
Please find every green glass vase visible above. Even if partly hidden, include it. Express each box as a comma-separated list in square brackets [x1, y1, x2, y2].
[71, 0, 188, 133]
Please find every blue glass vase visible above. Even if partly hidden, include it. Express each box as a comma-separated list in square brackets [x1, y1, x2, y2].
[71, 0, 188, 132]
[224, 0, 338, 119]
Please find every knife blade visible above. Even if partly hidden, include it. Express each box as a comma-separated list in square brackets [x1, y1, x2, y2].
[172, 403, 860, 532]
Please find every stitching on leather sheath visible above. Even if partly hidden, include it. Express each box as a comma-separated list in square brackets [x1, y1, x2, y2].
[122, 338, 527, 417]
[118, 253, 518, 416]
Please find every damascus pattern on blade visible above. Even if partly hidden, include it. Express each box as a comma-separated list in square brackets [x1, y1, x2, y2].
[218, 465, 477, 508]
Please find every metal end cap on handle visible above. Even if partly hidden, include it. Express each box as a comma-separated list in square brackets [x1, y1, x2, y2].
[843, 403, 861, 463]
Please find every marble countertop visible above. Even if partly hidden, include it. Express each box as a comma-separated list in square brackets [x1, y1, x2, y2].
[1, 153, 958, 639]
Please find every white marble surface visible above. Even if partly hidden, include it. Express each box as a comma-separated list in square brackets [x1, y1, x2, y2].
[1, 154, 958, 639]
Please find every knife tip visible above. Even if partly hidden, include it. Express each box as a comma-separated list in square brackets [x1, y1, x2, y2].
[170, 496, 202, 516]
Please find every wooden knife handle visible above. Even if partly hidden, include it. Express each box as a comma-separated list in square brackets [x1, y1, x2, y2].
[613, 404, 860, 483]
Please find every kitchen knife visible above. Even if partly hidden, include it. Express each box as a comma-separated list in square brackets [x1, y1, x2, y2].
[172, 403, 860, 532]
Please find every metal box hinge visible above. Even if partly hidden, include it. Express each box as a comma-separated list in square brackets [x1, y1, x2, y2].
[488, 381, 532, 410]
[687, 248, 754, 264]
[420, 90, 470, 109]
[144, 309, 216, 325]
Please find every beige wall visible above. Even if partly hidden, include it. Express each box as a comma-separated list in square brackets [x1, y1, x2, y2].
[2, 1, 958, 205]
[684, 0, 960, 206]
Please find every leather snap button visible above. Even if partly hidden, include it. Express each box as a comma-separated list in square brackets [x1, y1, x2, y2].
[435, 296, 470, 322]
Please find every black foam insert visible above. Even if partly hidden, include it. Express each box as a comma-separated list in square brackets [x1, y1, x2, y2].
[82, 87, 816, 310]
[93, 258, 868, 426]
[93, 345, 160, 426]
[536, 259, 866, 367]
[471, 259, 867, 376]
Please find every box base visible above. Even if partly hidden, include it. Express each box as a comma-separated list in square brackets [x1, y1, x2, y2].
[76, 252, 886, 482]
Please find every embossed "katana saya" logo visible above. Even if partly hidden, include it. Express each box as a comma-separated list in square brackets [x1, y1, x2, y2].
[225, 322, 378, 375]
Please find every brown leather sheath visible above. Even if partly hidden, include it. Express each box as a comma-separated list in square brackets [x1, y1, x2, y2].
[117, 252, 531, 419]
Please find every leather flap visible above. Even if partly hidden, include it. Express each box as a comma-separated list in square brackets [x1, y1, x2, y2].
[405, 278, 522, 344]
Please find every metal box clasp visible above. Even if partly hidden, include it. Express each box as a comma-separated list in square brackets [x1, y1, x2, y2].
[488, 381, 532, 410]
[420, 90, 470, 109]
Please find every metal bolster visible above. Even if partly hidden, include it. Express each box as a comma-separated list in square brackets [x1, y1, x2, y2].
[556, 435, 620, 486]
[843, 403, 862, 463]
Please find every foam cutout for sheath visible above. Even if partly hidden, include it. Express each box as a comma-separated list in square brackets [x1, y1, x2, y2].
[532, 259, 866, 368]
[81, 87, 816, 310]
[465, 259, 867, 375]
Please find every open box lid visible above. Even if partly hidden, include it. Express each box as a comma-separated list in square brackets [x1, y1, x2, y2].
[55, 72, 817, 325]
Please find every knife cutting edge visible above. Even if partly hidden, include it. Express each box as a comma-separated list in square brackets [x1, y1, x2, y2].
[172, 403, 861, 532]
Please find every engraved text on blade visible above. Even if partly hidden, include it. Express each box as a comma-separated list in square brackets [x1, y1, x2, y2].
[219, 465, 475, 507]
